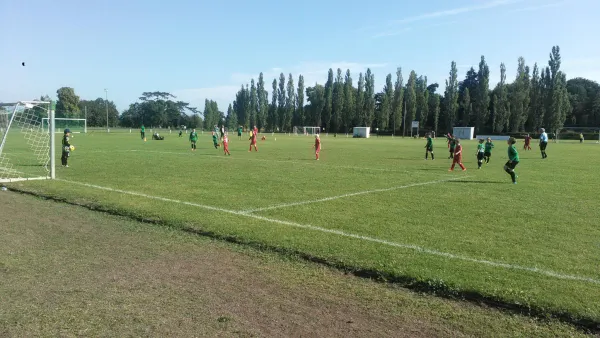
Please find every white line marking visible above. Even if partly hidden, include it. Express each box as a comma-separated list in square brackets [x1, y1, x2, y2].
[55, 179, 600, 286]
[86, 150, 412, 174]
[241, 176, 469, 214]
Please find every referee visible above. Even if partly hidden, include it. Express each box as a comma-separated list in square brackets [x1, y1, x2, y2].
[539, 128, 548, 159]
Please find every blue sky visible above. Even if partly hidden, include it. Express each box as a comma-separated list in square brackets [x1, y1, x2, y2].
[2, 0, 599, 112]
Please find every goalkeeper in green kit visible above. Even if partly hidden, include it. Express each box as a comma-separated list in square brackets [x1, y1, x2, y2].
[189, 128, 198, 151]
[424, 133, 434, 160]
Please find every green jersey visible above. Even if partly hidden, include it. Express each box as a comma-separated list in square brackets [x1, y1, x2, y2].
[508, 145, 519, 162]
[212, 134, 218, 143]
[189, 131, 198, 142]
[238, 127, 243, 135]
[426, 137, 433, 148]
[477, 143, 485, 153]
[450, 139, 456, 150]
[484, 141, 494, 152]
[141, 126, 145, 132]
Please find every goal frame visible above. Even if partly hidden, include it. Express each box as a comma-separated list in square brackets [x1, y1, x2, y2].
[293, 126, 320, 136]
[42, 117, 87, 134]
[0, 100, 55, 183]
[555, 127, 600, 144]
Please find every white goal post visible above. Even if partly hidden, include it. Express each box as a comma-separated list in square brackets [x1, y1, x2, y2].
[0, 101, 55, 183]
[293, 126, 320, 136]
[42, 117, 87, 133]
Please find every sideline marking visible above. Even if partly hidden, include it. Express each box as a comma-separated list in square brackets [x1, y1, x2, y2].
[241, 176, 468, 214]
[55, 178, 600, 286]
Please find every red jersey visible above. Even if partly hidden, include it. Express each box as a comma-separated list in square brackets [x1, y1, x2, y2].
[250, 133, 257, 144]
[315, 138, 321, 149]
[253, 127, 258, 136]
[454, 144, 463, 156]
[223, 136, 229, 146]
[524, 136, 531, 144]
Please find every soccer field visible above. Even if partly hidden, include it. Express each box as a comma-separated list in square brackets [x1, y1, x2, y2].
[6, 131, 600, 327]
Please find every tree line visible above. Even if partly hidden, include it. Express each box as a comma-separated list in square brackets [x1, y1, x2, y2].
[26, 45, 599, 134]
[229, 45, 583, 135]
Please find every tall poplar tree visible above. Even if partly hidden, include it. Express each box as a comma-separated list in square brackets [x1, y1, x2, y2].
[269, 78, 278, 131]
[356, 73, 365, 126]
[406, 71, 417, 129]
[380, 73, 393, 131]
[364, 69, 376, 128]
[343, 69, 355, 133]
[296, 74, 305, 126]
[323, 69, 334, 131]
[475, 56, 490, 133]
[257, 73, 268, 130]
[250, 79, 258, 128]
[332, 68, 345, 132]
[277, 73, 286, 131]
[392, 68, 404, 135]
[444, 61, 459, 131]
[494, 63, 509, 133]
[284, 73, 295, 132]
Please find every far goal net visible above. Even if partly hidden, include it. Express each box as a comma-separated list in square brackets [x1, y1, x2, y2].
[0, 101, 54, 183]
[42, 118, 87, 133]
[293, 126, 320, 136]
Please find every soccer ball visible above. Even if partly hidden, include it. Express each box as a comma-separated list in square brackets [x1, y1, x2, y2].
[70, 145, 75, 151]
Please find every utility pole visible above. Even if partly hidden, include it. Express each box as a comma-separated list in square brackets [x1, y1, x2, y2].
[104, 89, 109, 133]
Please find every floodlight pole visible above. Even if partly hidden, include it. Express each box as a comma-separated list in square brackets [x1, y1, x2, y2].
[104, 89, 109, 133]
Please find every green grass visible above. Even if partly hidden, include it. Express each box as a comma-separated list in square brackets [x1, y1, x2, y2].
[1, 191, 588, 337]
[6, 131, 600, 328]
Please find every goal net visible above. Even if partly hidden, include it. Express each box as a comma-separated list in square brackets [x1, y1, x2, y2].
[42, 118, 87, 133]
[293, 126, 320, 136]
[0, 101, 54, 183]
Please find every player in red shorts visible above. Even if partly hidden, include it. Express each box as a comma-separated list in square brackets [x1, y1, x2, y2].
[524, 134, 532, 150]
[249, 130, 258, 152]
[313, 134, 321, 160]
[223, 133, 231, 155]
[449, 138, 466, 171]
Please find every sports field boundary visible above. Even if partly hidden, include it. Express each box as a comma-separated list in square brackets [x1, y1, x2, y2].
[5, 183, 600, 334]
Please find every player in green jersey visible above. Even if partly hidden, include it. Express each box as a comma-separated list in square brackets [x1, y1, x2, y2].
[504, 137, 519, 184]
[140, 125, 145, 140]
[484, 137, 494, 163]
[424, 133, 434, 160]
[238, 126, 243, 140]
[448, 136, 456, 159]
[212, 132, 219, 149]
[476, 139, 485, 169]
[61, 129, 72, 167]
[189, 129, 198, 151]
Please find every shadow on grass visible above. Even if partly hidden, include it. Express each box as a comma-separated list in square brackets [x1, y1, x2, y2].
[6, 186, 600, 336]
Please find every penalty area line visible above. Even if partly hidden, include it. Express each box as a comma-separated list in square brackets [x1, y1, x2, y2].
[240, 176, 470, 214]
[55, 178, 600, 286]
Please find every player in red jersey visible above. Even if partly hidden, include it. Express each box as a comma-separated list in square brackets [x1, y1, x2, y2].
[524, 134, 532, 150]
[248, 130, 258, 152]
[253, 125, 258, 138]
[449, 138, 466, 171]
[223, 133, 231, 155]
[313, 134, 321, 160]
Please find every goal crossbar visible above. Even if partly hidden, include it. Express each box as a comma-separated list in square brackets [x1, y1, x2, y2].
[42, 118, 87, 133]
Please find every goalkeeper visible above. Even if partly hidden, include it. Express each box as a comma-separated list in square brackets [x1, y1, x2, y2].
[189, 128, 198, 151]
[61, 129, 72, 167]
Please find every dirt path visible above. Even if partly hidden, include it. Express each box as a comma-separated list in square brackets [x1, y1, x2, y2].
[0, 190, 586, 337]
